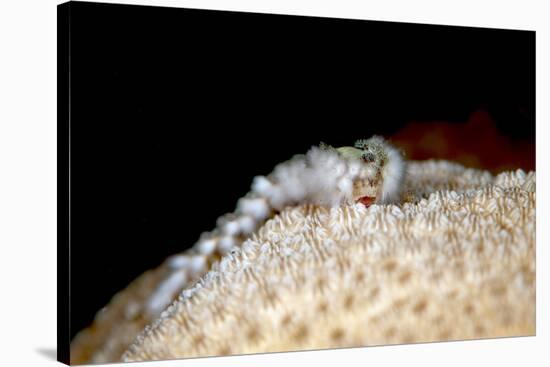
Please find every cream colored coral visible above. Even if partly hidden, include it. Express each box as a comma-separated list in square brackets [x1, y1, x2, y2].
[121, 161, 535, 361]
[71, 139, 406, 364]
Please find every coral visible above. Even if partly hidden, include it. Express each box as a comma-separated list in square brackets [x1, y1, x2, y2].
[70, 137, 405, 364]
[119, 161, 535, 361]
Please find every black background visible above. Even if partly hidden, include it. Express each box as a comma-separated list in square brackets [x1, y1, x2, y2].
[67, 1, 535, 340]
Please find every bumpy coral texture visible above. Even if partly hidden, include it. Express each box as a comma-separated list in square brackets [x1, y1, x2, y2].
[121, 161, 535, 362]
[70, 138, 405, 364]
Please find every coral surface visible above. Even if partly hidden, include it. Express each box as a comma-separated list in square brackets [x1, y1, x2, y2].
[71, 160, 535, 363]
[70, 138, 405, 364]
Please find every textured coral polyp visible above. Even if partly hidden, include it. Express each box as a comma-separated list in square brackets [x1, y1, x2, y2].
[122, 161, 535, 362]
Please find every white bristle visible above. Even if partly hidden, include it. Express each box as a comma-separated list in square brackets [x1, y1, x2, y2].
[237, 215, 256, 235]
[337, 177, 353, 194]
[197, 238, 217, 255]
[218, 236, 237, 254]
[167, 255, 190, 270]
[251, 176, 273, 196]
[189, 255, 207, 274]
[146, 271, 187, 315]
[237, 197, 270, 220]
[222, 220, 240, 236]
[378, 141, 406, 203]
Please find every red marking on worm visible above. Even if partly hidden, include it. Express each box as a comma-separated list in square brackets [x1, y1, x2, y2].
[358, 196, 376, 207]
